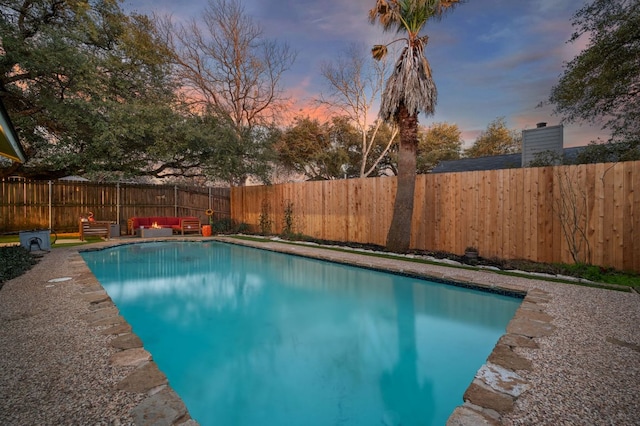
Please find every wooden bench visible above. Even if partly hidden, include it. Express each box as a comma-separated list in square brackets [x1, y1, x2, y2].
[79, 220, 112, 241]
[180, 219, 202, 235]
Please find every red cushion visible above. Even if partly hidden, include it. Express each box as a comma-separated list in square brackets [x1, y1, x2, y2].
[164, 217, 181, 226]
[136, 217, 152, 227]
[131, 216, 199, 229]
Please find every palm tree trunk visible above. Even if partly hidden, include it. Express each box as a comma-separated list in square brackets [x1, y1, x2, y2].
[386, 104, 418, 253]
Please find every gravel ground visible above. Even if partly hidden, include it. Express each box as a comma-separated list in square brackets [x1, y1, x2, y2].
[0, 247, 145, 425]
[1, 239, 638, 425]
[501, 283, 640, 426]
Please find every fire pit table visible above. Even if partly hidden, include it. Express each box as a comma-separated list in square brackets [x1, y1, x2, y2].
[137, 227, 173, 238]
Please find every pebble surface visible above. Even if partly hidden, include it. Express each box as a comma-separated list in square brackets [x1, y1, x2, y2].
[1, 239, 638, 425]
[0, 247, 145, 424]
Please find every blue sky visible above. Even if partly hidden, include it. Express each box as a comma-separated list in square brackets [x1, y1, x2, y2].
[124, 0, 608, 148]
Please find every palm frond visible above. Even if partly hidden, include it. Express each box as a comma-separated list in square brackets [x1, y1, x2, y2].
[369, 0, 464, 33]
[379, 41, 437, 122]
[369, 0, 397, 30]
[371, 44, 388, 61]
[369, 0, 464, 122]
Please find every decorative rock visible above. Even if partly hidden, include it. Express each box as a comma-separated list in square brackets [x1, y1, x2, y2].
[88, 300, 114, 311]
[79, 292, 111, 304]
[131, 388, 190, 426]
[116, 361, 168, 393]
[606, 337, 640, 353]
[78, 284, 105, 293]
[524, 295, 551, 304]
[463, 381, 514, 415]
[517, 301, 546, 312]
[110, 348, 151, 367]
[487, 344, 533, 371]
[81, 307, 119, 322]
[506, 317, 556, 338]
[447, 406, 500, 426]
[91, 315, 127, 327]
[111, 334, 143, 350]
[476, 362, 528, 397]
[100, 323, 132, 335]
[514, 308, 553, 323]
[497, 333, 538, 349]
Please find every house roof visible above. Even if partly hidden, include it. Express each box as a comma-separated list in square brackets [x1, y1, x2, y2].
[0, 99, 26, 163]
[431, 153, 522, 173]
[431, 147, 585, 174]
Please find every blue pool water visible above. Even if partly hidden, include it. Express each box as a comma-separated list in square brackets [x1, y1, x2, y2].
[82, 241, 521, 426]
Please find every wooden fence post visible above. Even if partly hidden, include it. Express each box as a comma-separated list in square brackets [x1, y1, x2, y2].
[48, 180, 52, 230]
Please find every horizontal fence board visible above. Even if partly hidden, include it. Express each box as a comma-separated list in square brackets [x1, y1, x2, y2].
[0, 180, 230, 234]
[231, 161, 640, 272]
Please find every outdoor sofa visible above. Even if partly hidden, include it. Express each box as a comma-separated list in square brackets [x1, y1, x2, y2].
[127, 216, 201, 236]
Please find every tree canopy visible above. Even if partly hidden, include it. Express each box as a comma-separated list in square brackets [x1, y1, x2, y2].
[0, 0, 289, 184]
[417, 122, 462, 173]
[274, 116, 350, 181]
[0, 0, 188, 179]
[465, 117, 521, 158]
[549, 0, 639, 143]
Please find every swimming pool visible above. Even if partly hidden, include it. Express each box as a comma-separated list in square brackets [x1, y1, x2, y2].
[82, 241, 522, 425]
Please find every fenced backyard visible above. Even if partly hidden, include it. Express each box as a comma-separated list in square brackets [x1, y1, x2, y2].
[232, 160, 640, 273]
[2, 160, 638, 272]
[0, 179, 231, 235]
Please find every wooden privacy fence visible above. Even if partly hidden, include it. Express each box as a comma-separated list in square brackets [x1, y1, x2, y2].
[231, 160, 640, 272]
[0, 179, 231, 234]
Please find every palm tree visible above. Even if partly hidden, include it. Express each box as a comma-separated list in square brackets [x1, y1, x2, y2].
[369, 0, 462, 253]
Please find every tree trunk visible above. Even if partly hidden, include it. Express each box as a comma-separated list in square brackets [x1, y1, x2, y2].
[386, 105, 418, 253]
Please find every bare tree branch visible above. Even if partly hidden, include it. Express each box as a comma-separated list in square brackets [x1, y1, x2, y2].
[158, 0, 296, 131]
[319, 43, 397, 177]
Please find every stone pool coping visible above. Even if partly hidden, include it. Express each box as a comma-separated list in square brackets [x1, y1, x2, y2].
[1, 236, 638, 425]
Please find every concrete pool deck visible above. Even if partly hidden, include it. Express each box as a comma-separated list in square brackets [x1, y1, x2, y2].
[0, 237, 638, 425]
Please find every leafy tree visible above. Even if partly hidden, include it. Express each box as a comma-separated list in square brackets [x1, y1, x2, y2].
[0, 0, 186, 179]
[464, 117, 521, 158]
[326, 116, 363, 178]
[202, 116, 278, 185]
[548, 0, 639, 143]
[369, 0, 463, 253]
[574, 140, 640, 164]
[274, 116, 348, 180]
[320, 43, 398, 177]
[417, 122, 462, 173]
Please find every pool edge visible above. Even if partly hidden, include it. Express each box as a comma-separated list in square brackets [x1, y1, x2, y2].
[78, 237, 553, 425]
[213, 237, 554, 425]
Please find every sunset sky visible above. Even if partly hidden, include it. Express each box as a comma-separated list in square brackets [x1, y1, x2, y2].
[124, 0, 609, 148]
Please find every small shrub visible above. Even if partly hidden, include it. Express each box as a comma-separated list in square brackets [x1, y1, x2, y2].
[210, 218, 233, 234]
[235, 222, 251, 233]
[259, 199, 272, 235]
[282, 200, 295, 237]
[0, 246, 38, 286]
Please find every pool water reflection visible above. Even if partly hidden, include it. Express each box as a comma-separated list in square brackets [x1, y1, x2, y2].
[82, 241, 521, 426]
